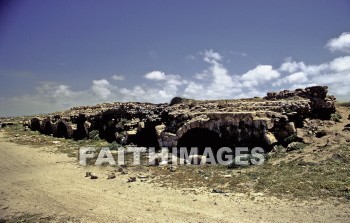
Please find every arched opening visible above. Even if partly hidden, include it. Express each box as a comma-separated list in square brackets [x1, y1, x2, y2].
[176, 124, 269, 164]
[55, 122, 72, 138]
[135, 122, 160, 149]
[74, 114, 88, 140]
[56, 122, 67, 138]
[30, 118, 41, 132]
[42, 121, 53, 135]
[177, 128, 221, 155]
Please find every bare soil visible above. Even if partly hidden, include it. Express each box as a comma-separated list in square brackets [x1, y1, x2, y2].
[0, 131, 350, 222]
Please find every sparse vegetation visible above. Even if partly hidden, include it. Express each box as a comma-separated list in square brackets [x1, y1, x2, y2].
[287, 142, 307, 151]
[283, 133, 299, 144]
[1, 99, 350, 203]
[330, 112, 343, 122]
[88, 130, 100, 140]
[337, 102, 350, 107]
[109, 141, 121, 150]
[149, 143, 350, 200]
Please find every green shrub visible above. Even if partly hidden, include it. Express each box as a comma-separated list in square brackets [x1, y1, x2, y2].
[88, 130, 100, 140]
[287, 142, 307, 151]
[330, 113, 342, 122]
[284, 134, 298, 144]
[109, 141, 121, 150]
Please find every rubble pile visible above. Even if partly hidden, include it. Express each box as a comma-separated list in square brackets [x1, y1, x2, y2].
[25, 86, 336, 152]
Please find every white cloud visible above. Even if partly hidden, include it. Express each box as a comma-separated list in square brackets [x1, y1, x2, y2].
[279, 58, 305, 73]
[329, 56, 350, 72]
[185, 54, 196, 60]
[203, 49, 222, 63]
[92, 79, 112, 99]
[3, 32, 350, 116]
[326, 32, 350, 53]
[111, 74, 125, 80]
[183, 82, 205, 98]
[279, 58, 329, 76]
[285, 72, 308, 83]
[241, 65, 280, 87]
[144, 71, 166, 80]
[194, 72, 208, 80]
[274, 54, 350, 100]
[186, 50, 242, 99]
[274, 72, 308, 86]
[229, 50, 247, 57]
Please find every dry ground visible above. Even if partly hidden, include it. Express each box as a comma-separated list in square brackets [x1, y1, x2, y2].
[0, 105, 350, 222]
[0, 136, 350, 222]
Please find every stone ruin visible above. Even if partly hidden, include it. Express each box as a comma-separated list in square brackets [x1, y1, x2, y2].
[25, 86, 336, 154]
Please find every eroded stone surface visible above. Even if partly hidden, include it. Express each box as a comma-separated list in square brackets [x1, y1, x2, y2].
[27, 86, 336, 151]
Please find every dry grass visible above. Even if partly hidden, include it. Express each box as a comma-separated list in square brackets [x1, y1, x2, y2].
[146, 143, 350, 201]
[2, 104, 350, 201]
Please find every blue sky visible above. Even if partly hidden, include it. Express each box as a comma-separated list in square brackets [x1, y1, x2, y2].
[0, 0, 350, 116]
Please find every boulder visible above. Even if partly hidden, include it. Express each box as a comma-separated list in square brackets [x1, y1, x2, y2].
[264, 132, 278, 146]
[285, 122, 296, 134]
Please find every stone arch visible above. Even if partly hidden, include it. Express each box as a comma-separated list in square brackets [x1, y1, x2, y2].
[30, 118, 42, 132]
[54, 120, 73, 138]
[41, 118, 53, 135]
[158, 113, 277, 151]
[74, 114, 89, 140]
[177, 128, 221, 155]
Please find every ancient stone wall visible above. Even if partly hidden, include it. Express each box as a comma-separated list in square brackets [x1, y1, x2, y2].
[27, 86, 336, 152]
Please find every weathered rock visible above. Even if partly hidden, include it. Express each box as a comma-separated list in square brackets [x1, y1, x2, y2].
[25, 86, 337, 154]
[127, 177, 136, 182]
[264, 132, 278, 146]
[107, 173, 116, 179]
[285, 122, 296, 134]
[343, 124, 350, 131]
[212, 189, 225, 193]
[90, 173, 98, 179]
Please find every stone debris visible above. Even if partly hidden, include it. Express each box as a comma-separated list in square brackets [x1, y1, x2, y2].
[168, 165, 177, 172]
[138, 175, 149, 179]
[23, 86, 337, 155]
[107, 173, 116, 179]
[85, 172, 91, 177]
[127, 177, 137, 183]
[222, 174, 232, 178]
[116, 167, 124, 172]
[212, 188, 225, 194]
[90, 173, 98, 179]
[343, 124, 350, 131]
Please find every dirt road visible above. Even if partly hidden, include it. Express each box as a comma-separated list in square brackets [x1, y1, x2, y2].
[0, 132, 349, 222]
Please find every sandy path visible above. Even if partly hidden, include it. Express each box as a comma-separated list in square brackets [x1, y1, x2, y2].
[0, 132, 349, 222]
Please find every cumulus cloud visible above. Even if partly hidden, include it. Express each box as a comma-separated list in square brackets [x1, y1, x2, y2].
[203, 49, 222, 63]
[92, 79, 112, 99]
[111, 74, 125, 80]
[144, 71, 166, 80]
[326, 32, 350, 53]
[274, 54, 350, 100]
[241, 65, 280, 87]
[2, 32, 350, 116]
[273, 72, 308, 87]
[279, 58, 305, 73]
[194, 72, 208, 80]
[329, 56, 350, 72]
[279, 58, 329, 75]
[183, 82, 205, 97]
[184, 50, 243, 99]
